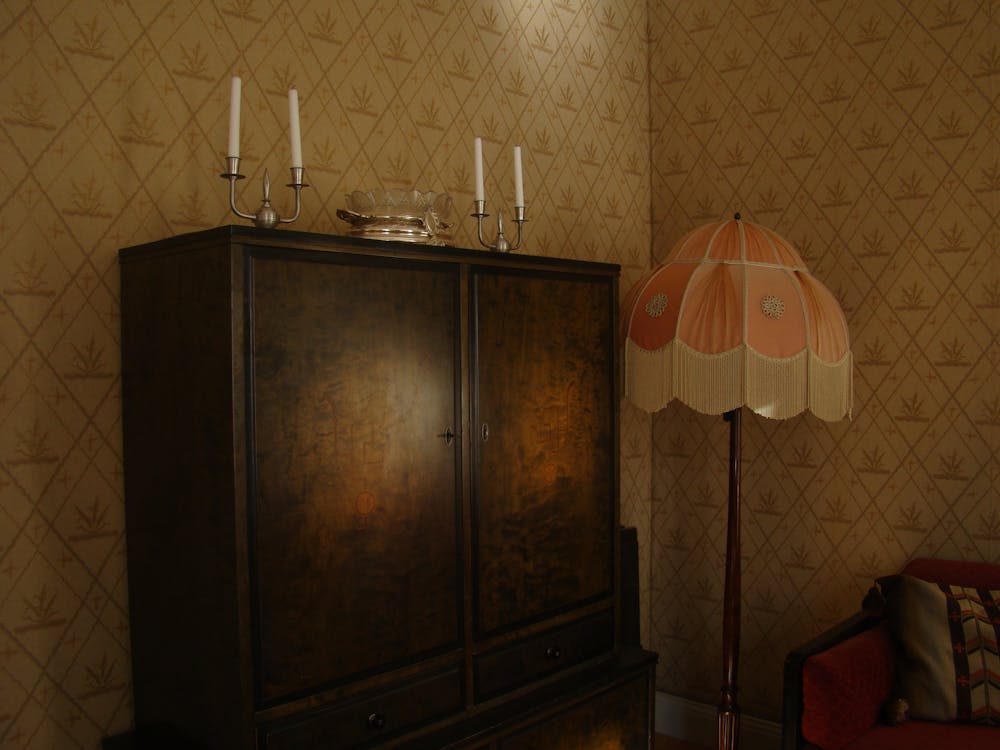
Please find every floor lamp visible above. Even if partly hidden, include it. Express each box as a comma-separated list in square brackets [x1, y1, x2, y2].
[621, 215, 852, 750]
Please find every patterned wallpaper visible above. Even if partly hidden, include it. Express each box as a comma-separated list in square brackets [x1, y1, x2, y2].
[0, 1, 652, 746]
[648, 0, 999, 721]
[2, 0, 996, 745]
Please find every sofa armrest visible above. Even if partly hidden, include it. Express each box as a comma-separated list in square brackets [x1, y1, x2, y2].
[782, 612, 890, 750]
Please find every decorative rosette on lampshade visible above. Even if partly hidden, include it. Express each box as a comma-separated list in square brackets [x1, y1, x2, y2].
[622, 216, 852, 421]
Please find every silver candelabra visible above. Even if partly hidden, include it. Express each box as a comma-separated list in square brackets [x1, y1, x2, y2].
[221, 156, 307, 229]
[471, 200, 525, 253]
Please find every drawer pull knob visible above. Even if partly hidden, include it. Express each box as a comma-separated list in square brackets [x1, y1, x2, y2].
[545, 646, 561, 660]
[367, 712, 386, 730]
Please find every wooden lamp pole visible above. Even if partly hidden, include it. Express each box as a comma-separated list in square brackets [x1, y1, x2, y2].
[719, 407, 742, 750]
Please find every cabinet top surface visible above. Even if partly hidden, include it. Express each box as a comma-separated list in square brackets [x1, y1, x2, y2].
[118, 225, 620, 275]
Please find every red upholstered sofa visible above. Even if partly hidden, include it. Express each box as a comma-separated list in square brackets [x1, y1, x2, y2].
[782, 557, 1000, 750]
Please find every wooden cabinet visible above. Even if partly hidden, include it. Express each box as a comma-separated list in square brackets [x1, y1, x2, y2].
[116, 227, 654, 750]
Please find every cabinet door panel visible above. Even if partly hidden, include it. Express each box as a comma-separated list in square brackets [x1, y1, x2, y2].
[473, 270, 614, 636]
[249, 254, 462, 704]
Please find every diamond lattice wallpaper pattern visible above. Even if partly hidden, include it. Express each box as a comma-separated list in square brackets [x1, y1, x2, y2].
[648, 0, 999, 720]
[2, 0, 997, 746]
[0, 2, 652, 746]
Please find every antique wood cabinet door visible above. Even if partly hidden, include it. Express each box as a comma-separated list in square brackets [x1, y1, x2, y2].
[472, 267, 615, 638]
[247, 251, 463, 704]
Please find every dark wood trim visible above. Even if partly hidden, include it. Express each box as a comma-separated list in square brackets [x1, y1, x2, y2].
[119, 225, 620, 277]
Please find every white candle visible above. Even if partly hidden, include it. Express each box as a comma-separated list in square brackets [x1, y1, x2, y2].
[513, 145, 524, 208]
[288, 88, 302, 168]
[228, 76, 241, 158]
[474, 136, 484, 202]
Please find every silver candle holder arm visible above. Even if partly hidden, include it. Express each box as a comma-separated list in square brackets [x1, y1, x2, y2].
[221, 156, 307, 229]
[471, 200, 526, 253]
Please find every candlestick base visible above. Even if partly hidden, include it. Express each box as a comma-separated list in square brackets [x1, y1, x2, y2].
[472, 200, 525, 253]
[221, 157, 307, 229]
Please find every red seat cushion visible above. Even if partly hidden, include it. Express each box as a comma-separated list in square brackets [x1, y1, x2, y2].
[841, 720, 1000, 750]
[801, 623, 895, 749]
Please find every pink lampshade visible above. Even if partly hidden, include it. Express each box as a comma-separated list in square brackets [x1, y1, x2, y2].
[622, 216, 852, 421]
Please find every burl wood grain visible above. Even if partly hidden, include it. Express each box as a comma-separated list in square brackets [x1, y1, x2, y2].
[249, 255, 462, 702]
[473, 271, 614, 636]
[498, 671, 650, 749]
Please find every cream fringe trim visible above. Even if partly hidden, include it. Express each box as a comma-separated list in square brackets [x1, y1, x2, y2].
[624, 339, 853, 421]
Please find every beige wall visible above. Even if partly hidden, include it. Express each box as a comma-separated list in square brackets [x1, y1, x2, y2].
[3, 0, 997, 745]
[0, 2, 652, 745]
[648, 0, 998, 720]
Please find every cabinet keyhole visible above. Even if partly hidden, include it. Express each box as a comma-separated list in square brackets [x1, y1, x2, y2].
[545, 646, 561, 660]
[481, 422, 490, 442]
[438, 427, 455, 446]
[368, 712, 386, 730]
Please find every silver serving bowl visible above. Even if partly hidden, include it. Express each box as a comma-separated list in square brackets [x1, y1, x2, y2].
[338, 188, 454, 245]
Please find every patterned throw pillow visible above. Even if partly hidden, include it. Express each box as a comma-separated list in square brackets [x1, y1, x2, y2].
[883, 574, 1000, 724]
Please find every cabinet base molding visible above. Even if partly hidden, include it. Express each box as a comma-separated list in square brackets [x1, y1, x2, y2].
[105, 650, 657, 749]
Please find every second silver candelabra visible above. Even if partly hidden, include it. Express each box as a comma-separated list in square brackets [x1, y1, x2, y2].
[221, 156, 307, 229]
[472, 200, 525, 253]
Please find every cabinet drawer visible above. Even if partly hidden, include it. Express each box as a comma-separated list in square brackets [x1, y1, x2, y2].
[475, 610, 614, 701]
[497, 666, 651, 750]
[260, 669, 463, 750]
